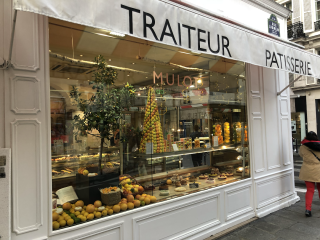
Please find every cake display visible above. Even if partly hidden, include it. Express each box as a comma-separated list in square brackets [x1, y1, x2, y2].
[159, 190, 170, 196]
[139, 87, 165, 154]
[211, 167, 220, 175]
[181, 179, 188, 185]
[199, 174, 208, 179]
[175, 187, 187, 192]
[206, 177, 215, 183]
[218, 174, 227, 180]
[175, 181, 181, 187]
[189, 176, 197, 182]
[159, 184, 169, 190]
[171, 174, 181, 183]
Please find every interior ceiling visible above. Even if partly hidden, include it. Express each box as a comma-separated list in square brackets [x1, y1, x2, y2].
[49, 18, 245, 91]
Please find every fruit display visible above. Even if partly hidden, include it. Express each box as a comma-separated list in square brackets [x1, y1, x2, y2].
[214, 124, 223, 145]
[139, 87, 165, 153]
[224, 122, 230, 144]
[194, 138, 200, 148]
[233, 122, 242, 143]
[184, 137, 192, 150]
[244, 125, 248, 142]
[119, 177, 144, 196]
[212, 124, 216, 135]
[52, 194, 157, 230]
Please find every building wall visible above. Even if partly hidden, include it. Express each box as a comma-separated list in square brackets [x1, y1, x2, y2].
[184, 0, 290, 39]
[305, 89, 320, 132]
[0, 1, 298, 240]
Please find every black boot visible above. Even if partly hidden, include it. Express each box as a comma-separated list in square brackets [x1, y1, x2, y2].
[305, 210, 312, 217]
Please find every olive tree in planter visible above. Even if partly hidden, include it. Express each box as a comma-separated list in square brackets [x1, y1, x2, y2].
[69, 55, 135, 175]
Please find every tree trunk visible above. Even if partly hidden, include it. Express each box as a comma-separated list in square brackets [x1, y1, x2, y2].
[98, 137, 104, 175]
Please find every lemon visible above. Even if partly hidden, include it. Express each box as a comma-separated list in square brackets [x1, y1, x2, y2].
[58, 216, 64, 222]
[52, 222, 60, 230]
[95, 212, 102, 218]
[77, 215, 83, 219]
[80, 216, 86, 222]
[59, 220, 66, 227]
[81, 210, 86, 215]
[70, 209, 75, 214]
[75, 211, 80, 216]
[102, 210, 108, 216]
[87, 214, 94, 220]
[67, 219, 74, 226]
[84, 212, 89, 217]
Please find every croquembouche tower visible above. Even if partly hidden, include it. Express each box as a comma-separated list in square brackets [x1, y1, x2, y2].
[139, 87, 165, 153]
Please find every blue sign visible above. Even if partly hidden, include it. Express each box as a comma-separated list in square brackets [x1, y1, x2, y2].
[268, 14, 280, 37]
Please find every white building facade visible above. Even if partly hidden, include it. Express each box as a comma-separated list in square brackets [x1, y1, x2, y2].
[0, 1, 315, 240]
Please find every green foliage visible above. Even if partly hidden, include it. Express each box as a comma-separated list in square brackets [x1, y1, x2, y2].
[69, 55, 135, 142]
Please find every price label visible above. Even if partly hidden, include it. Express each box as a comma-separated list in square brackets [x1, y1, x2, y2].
[146, 143, 153, 154]
[213, 136, 218, 147]
[172, 144, 179, 151]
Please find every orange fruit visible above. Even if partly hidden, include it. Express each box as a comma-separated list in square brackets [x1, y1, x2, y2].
[167, 179, 172, 185]
[120, 203, 128, 211]
[121, 198, 127, 202]
[127, 202, 134, 209]
[75, 200, 84, 207]
[127, 195, 134, 202]
[134, 200, 140, 208]
[135, 195, 141, 200]
[113, 205, 120, 213]
[86, 204, 95, 213]
[62, 202, 71, 210]
[94, 201, 102, 208]
[142, 194, 147, 197]
[67, 219, 74, 226]
[95, 212, 102, 218]
[150, 196, 157, 203]
[52, 212, 59, 221]
[102, 210, 108, 216]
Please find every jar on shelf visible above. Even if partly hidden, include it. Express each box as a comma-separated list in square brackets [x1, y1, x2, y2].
[214, 123, 223, 145]
[184, 137, 192, 150]
[194, 137, 200, 148]
[224, 122, 230, 144]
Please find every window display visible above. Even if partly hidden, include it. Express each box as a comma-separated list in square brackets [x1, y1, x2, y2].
[50, 18, 250, 230]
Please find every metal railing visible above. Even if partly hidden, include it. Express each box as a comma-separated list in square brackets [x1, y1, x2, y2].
[287, 21, 306, 39]
[315, 20, 320, 31]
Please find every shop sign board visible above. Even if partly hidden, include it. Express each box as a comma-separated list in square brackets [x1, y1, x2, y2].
[268, 14, 280, 37]
[13, 0, 320, 78]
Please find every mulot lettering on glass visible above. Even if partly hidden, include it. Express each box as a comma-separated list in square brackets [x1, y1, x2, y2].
[121, 4, 232, 57]
[153, 71, 200, 88]
[266, 50, 312, 75]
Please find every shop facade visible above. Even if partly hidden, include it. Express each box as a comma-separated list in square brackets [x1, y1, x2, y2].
[1, 1, 320, 240]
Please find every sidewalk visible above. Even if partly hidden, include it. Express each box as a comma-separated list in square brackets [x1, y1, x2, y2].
[211, 192, 320, 240]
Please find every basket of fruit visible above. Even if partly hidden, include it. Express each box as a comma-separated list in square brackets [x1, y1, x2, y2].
[119, 177, 144, 197]
[100, 186, 121, 206]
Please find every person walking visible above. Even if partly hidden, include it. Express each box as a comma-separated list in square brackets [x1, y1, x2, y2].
[299, 131, 320, 217]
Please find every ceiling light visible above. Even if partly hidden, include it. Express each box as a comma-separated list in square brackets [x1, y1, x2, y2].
[80, 55, 83, 57]
[197, 79, 202, 83]
[146, 77, 148, 78]
[132, 63, 135, 65]
[49, 50, 51, 52]
[172, 69, 175, 70]
[109, 59, 111, 61]
[110, 31, 125, 37]
[127, 75, 130, 76]
[67, 78, 70, 79]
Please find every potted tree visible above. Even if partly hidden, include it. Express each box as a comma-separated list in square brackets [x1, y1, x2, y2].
[69, 55, 135, 175]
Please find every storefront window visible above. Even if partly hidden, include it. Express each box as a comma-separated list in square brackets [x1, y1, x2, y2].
[50, 18, 250, 230]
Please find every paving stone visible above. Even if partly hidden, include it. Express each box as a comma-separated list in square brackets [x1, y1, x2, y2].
[272, 209, 307, 222]
[235, 226, 276, 240]
[217, 233, 240, 240]
[288, 223, 320, 238]
[275, 228, 316, 240]
[249, 220, 281, 234]
[299, 215, 320, 228]
[262, 214, 297, 228]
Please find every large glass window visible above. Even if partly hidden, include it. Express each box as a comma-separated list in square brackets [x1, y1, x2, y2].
[50, 18, 250, 230]
[316, 0, 320, 21]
